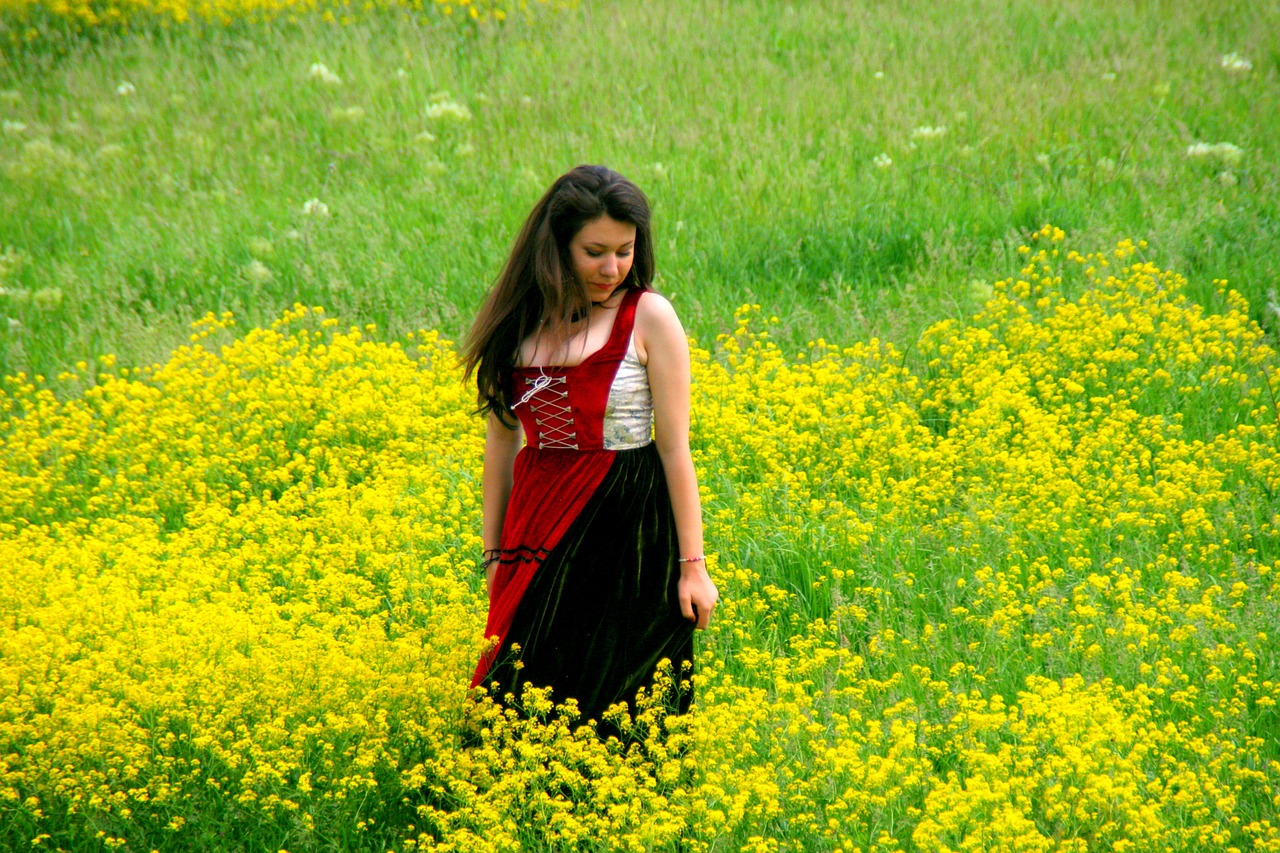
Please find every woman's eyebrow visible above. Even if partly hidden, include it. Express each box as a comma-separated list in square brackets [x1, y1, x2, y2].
[583, 240, 636, 249]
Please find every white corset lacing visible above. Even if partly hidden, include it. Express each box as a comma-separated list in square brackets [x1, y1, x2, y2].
[518, 371, 578, 450]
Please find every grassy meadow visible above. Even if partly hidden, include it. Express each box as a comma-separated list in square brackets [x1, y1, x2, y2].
[2, 0, 1278, 377]
[2, 1, 1280, 851]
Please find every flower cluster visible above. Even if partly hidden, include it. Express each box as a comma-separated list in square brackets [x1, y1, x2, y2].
[0, 0, 561, 37]
[1, 230, 1277, 850]
[1186, 141, 1244, 165]
[424, 93, 473, 122]
[1219, 52, 1253, 74]
[307, 62, 342, 86]
[910, 125, 948, 140]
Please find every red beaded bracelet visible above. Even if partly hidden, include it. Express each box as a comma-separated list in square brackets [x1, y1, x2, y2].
[677, 555, 706, 563]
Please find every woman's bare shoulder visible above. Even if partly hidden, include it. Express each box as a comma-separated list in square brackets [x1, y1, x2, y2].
[635, 291, 686, 363]
[636, 290, 682, 329]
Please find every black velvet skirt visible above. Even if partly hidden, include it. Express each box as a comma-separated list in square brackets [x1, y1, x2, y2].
[480, 443, 695, 731]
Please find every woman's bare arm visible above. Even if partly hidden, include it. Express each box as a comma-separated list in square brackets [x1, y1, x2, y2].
[637, 292, 719, 629]
[483, 411, 524, 594]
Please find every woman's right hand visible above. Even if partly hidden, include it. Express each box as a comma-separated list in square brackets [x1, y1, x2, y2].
[678, 562, 718, 630]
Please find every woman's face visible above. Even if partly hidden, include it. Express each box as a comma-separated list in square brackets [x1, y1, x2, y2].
[568, 215, 637, 304]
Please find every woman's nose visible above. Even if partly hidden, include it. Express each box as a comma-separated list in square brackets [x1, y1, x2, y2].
[601, 255, 618, 276]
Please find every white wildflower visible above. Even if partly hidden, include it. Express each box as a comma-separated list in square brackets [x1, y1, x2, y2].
[244, 260, 273, 285]
[424, 97, 472, 121]
[3, 120, 26, 135]
[653, 163, 667, 179]
[248, 237, 275, 258]
[1186, 142, 1243, 165]
[1220, 53, 1252, 74]
[395, 68, 410, 80]
[423, 159, 447, 176]
[873, 153, 893, 169]
[1216, 143, 1243, 164]
[327, 106, 365, 123]
[454, 142, 476, 157]
[1101, 72, 1117, 82]
[302, 198, 330, 217]
[414, 130, 437, 144]
[873, 71, 884, 80]
[7, 317, 20, 331]
[911, 125, 947, 140]
[116, 81, 136, 96]
[1034, 152, 1051, 167]
[1217, 170, 1237, 186]
[308, 63, 342, 86]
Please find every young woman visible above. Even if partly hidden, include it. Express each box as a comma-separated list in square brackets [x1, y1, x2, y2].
[462, 165, 718, 728]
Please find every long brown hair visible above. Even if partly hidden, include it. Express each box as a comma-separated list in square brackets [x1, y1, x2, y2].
[462, 165, 655, 424]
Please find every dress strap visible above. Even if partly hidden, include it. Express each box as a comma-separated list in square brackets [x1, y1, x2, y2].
[596, 287, 645, 361]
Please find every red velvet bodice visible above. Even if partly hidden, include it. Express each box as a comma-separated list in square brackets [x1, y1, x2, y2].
[508, 288, 644, 452]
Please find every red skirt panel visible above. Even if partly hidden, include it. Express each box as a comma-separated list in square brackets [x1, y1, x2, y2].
[470, 446, 615, 686]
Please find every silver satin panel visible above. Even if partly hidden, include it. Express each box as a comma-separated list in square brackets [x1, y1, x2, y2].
[602, 335, 653, 450]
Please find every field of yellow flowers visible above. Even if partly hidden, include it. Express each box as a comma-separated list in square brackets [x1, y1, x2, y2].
[2, 227, 1277, 851]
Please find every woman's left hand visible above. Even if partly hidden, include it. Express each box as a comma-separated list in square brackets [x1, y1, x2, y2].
[678, 564, 719, 630]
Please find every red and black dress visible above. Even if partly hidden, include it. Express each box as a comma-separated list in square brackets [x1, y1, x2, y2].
[471, 287, 694, 726]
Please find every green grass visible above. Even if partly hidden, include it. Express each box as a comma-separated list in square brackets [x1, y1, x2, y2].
[1, 0, 1278, 380]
